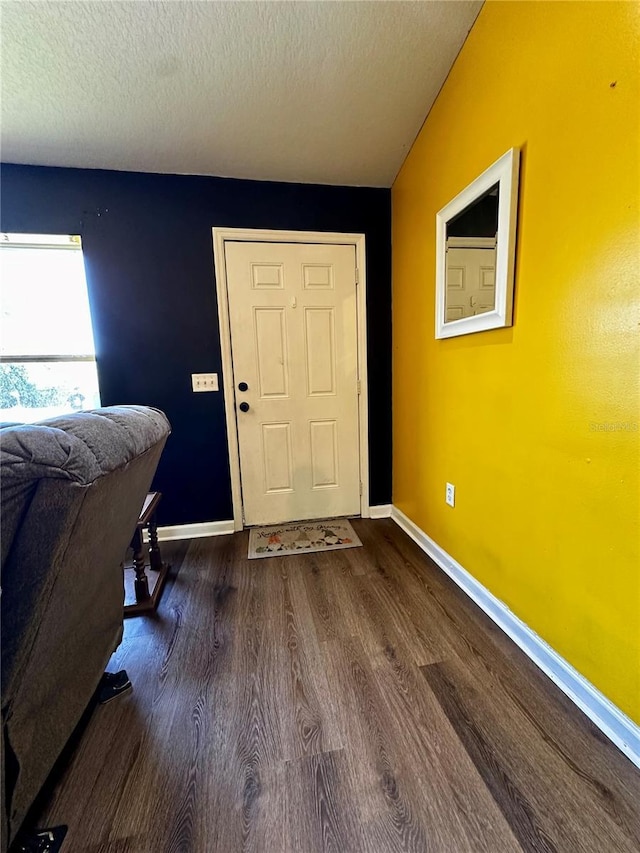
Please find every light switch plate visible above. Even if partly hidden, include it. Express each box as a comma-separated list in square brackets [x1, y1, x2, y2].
[192, 373, 218, 392]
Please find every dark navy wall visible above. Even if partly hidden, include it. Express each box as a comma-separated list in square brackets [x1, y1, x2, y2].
[0, 164, 391, 525]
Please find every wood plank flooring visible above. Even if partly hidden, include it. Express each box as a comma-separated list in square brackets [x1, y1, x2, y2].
[29, 519, 640, 852]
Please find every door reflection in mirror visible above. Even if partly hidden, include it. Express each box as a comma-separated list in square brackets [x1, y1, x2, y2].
[445, 184, 499, 323]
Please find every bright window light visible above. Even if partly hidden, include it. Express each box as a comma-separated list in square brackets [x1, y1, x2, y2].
[0, 233, 102, 423]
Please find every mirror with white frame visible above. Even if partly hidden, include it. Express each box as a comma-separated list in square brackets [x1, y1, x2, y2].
[435, 148, 520, 339]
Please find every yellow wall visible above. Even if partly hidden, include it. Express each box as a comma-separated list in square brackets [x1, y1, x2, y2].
[392, 1, 640, 722]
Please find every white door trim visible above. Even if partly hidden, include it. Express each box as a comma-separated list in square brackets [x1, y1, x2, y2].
[212, 227, 370, 532]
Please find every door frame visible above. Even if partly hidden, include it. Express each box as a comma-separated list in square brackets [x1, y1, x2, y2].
[212, 227, 370, 531]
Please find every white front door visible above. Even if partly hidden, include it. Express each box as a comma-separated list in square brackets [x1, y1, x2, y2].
[445, 238, 496, 321]
[225, 241, 361, 526]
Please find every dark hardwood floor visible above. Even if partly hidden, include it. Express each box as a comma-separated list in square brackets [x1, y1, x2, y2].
[33, 520, 640, 852]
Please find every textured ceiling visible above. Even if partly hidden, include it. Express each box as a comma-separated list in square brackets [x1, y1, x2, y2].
[0, 1, 481, 187]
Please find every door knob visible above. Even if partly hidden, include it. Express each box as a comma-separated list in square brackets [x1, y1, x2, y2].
[239, 402, 250, 413]
[238, 382, 248, 392]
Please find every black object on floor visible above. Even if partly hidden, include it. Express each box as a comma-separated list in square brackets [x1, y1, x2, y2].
[12, 826, 67, 852]
[97, 670, 132, 705]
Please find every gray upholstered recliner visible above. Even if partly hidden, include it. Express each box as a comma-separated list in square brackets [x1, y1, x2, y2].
[1, 405, 171, 849]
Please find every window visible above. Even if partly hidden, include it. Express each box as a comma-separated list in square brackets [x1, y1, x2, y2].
[0, 233, 101, 423]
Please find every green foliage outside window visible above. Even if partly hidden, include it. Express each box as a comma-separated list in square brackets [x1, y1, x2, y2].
[0, 364, 64, 409]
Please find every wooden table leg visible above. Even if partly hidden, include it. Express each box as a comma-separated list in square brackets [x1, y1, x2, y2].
[124, 492, 170, 617]
[131, 526, 150, 603]
[148, 513, 163, 572]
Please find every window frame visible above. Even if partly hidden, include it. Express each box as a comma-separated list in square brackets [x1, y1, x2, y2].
[0, 233, 101, 417]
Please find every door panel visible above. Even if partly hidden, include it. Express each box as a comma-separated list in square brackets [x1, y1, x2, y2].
[225, 241, 360, 525]
[254, 308, 289, 397]
[251, 263, 284, 289]
[310, 419, 339, 488]
[261, 422, 293, 492]
[304, 308, 336, 396]
[446, 246, 496, 318]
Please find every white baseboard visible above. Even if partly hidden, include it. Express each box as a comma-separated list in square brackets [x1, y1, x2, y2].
[369, 504, 393, 519]
[144, 520, 235, 542]
[391, 505, 640, 770]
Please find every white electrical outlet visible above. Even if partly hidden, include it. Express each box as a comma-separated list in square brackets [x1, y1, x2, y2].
[191, 373, 219, 392]
[445, 482, 455, 507]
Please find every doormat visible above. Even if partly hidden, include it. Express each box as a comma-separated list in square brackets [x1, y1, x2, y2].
[248, 519, 362, 559]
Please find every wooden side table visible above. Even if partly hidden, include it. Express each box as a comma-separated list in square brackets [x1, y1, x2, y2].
[124, 491, 170, 617]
